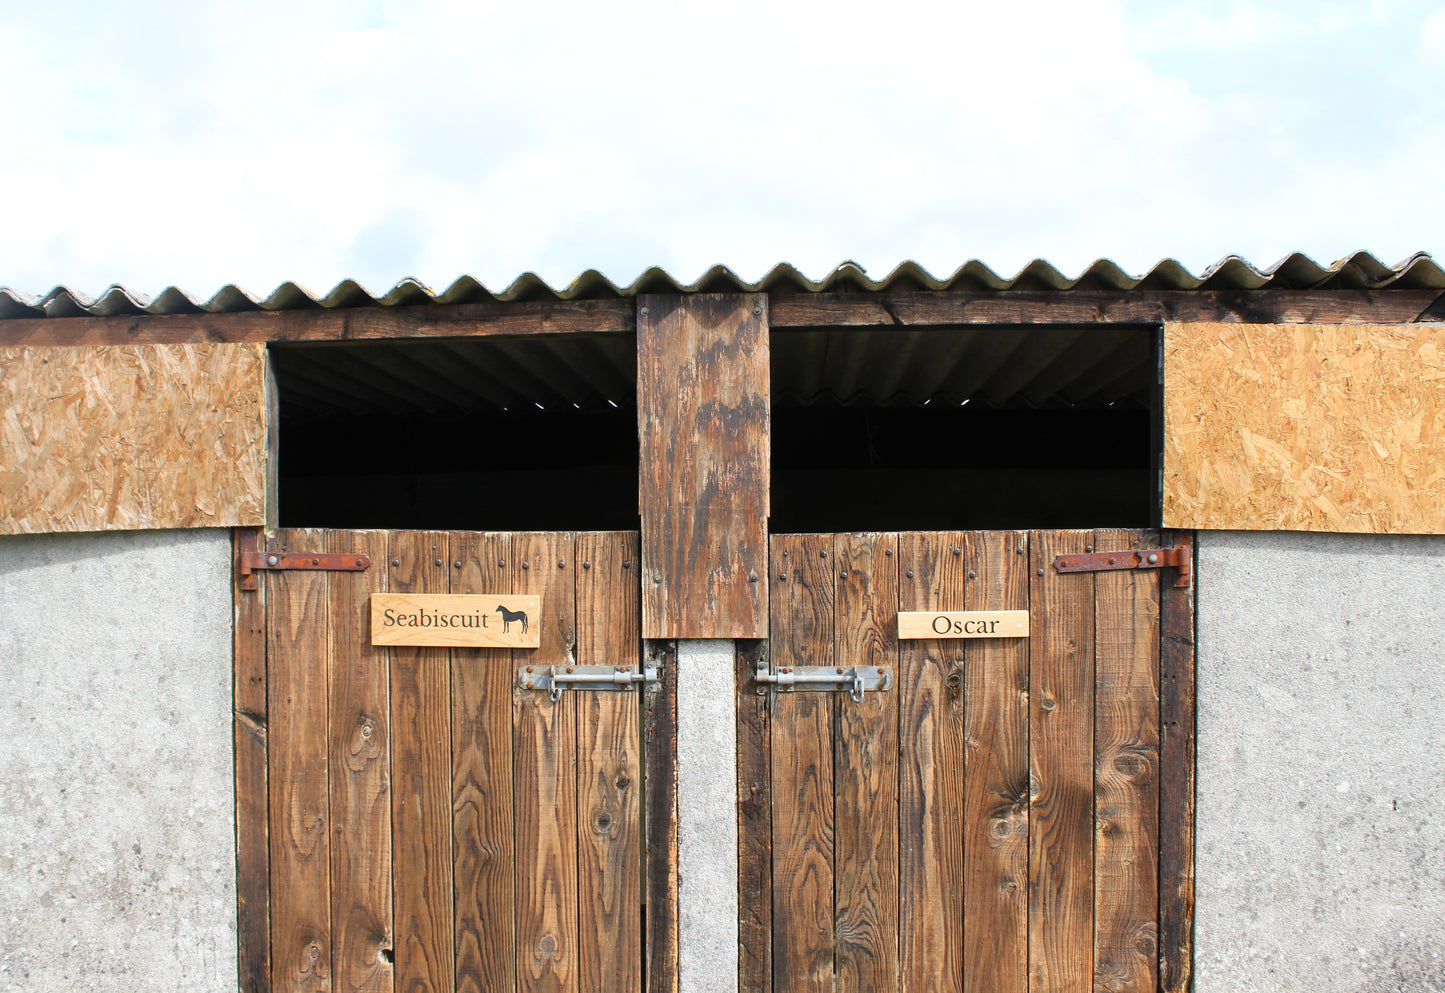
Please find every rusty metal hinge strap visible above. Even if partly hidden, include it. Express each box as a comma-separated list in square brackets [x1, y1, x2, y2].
[237, 531, 371, 590]
[1051, 536, 1193, 588]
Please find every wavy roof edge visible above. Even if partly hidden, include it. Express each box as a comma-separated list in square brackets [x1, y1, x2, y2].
[2, 252, 1441, 320]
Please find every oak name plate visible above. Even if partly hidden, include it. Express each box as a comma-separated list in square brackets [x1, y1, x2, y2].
[370, 593, 542, 648]
[898, 610, 1030, 640]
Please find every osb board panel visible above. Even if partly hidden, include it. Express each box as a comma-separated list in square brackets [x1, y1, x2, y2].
[1164, 323, 1445, 533]
[0, 343, 269, 533]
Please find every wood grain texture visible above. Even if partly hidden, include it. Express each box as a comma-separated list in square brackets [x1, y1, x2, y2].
[450, 532, 516, 993]
[638, 294, 769, 638]
[1163, 322, 1445, 533]
[234, 529, 272, 993]
[0, 343, 268, 533]
[897, 531, 966, 993]
[388, 532, 454, 993]
[644, 640, 680, 993]
[1158, 530, 1196, 993]
[770, 534, 837, 993]
[1028, 530, 1095, 993]
[1091, 531, 1161, 993]
[736, 639, 772, 993]
[514, 532, 580, 993]
[576, 532, 642, 993]
[833, 533, 900, 993]
[326, 531, 393, 993]
[267, 529, 333, 992]
[768, 289, 1442, 328]
[0, 298, 635, 346]
[962, 531, 1029, 993]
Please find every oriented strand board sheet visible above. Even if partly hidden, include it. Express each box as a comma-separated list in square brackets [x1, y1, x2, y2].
[0, 343, 269, 533]
[1164, 323, 1445, 533]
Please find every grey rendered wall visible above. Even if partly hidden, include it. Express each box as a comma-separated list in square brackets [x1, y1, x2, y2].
[1197, 532, 1445, 993]
[0, 529, 236, 992]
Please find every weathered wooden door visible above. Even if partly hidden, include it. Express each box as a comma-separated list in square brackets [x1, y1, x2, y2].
[235, 529, 659, 993]
[741, 530, 1194, 993]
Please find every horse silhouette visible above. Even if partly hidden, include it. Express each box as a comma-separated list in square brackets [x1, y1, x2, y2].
[495, 604, 529, 635]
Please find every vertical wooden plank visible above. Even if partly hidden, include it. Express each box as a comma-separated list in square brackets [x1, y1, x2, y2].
[452, 532, 516, 993]
[576, 532, 642, 993]
[898, 531, 966, 993]
[328, 531, 393, 992]
[390, 532, 453, 993]
[644, 638, 680, 993]
[770, 533, 836, 993]
[1158, 531, 1196, 993]
[268, 528, 333, 992]
[1028, 530, 1095, 993]
[833, 532, 899, 993]
[963, 531, 1029, 993]
[638, 293, 769, 639]
[736, 638, 772, 993]
[1092, 531, 1161, 993]
[514, 532, 580, 993]
[235, 529, 272, 993]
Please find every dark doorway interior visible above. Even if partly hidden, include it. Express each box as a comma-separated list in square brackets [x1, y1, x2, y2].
[274, 334, 638, 531]
[769, 324, 1160, 532]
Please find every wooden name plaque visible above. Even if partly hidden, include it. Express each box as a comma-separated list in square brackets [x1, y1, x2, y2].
[898, 610, 1030, 640]
[370, 594, 542, 648]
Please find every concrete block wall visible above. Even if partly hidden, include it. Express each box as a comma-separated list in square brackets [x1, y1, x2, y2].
[0, 529, 236, 992]
[1196, 531, 1445, 993]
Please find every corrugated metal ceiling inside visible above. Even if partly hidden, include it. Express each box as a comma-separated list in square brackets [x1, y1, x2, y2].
[272, 335, 636, 418]
[772, 326, 1151, 409]
[275, 324, 1151, 419]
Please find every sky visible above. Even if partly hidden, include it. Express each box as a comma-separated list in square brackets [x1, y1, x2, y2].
[0, 0, 1441, 303]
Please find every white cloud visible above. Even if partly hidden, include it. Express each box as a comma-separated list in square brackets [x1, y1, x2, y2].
[0, 0, 1439, 298]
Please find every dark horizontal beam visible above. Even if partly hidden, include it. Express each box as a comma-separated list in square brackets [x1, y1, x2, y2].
[0, 298, 636, 346]
[3, 289, 1443, 346]
[768, 289, 1445, 328]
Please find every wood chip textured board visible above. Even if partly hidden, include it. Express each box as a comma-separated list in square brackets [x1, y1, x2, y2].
[1164, 323, 1445, 533]
[0, 343, 269, 533]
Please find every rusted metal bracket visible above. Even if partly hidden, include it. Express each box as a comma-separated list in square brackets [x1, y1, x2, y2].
[1052, 535, 1193, 588]
[237, 530, 370, 591]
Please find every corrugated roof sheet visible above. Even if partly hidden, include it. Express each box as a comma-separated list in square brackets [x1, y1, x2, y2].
[2, 251, 1440, 320]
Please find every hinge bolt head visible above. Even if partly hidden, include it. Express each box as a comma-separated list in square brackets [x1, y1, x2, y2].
[1147, 553, 1159, 564]
[267, 555, 278, 566]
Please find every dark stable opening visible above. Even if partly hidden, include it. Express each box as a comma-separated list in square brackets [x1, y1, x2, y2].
[769, 324, 1162, 532]
[274, 335, 639, 531]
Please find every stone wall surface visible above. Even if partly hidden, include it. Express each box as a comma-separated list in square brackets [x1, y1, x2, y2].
[1197, 531, 1445, 993]
[0, 529, 235, 992]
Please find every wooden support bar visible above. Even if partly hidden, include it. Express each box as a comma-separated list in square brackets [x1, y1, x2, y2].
[234, 529, 272, 993]
[0, 299, 635, 346]
[1158, 529, 1197, 993]
[736, 639, 772, 993]
[638, 293, 769, 638]
[769, 289, 1444, 328]
[645, 640, 681, 993]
